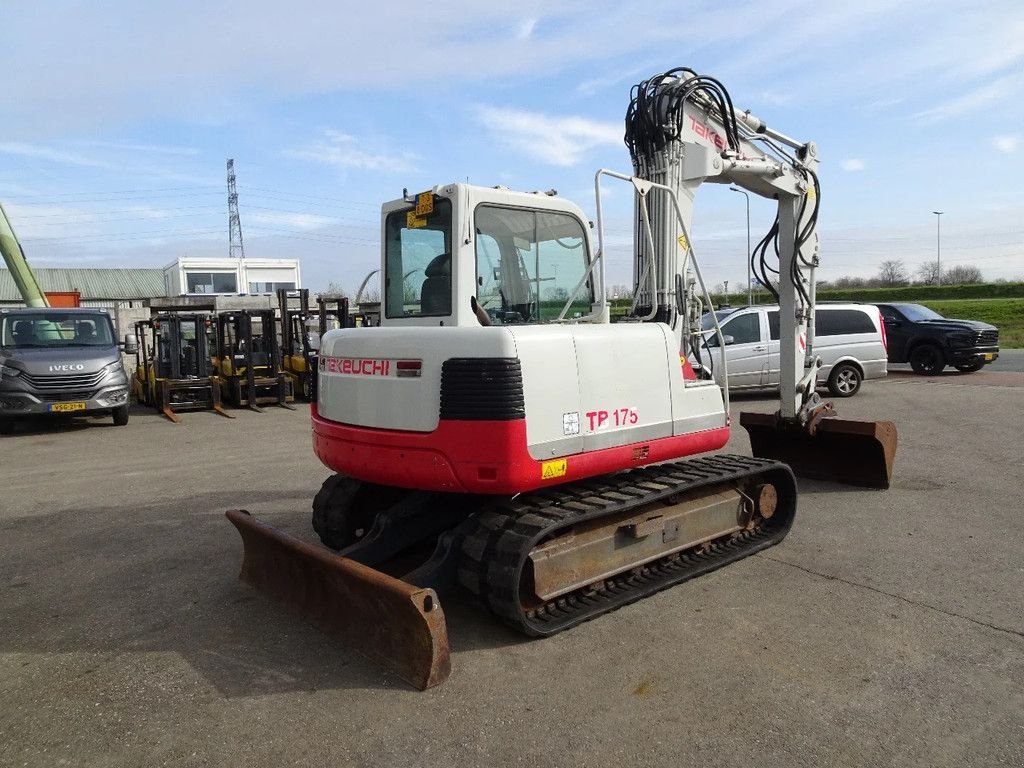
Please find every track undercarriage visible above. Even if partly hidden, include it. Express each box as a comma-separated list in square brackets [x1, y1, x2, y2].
[227, 454, 796, 689]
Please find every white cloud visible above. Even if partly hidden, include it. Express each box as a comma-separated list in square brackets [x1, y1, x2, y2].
[73, 140, 199, 156]
[246, 211, 337, 230]
[286, 130, 418, 173]
[515, 17, 538, 40]
[840, 159, 865, 172]
[475, 106, 622, 166]
[915, 71, 1024, 121]
[0, 142, 113, 168]
[756, 90, 793, 106]
[992, 134, 1020, 154]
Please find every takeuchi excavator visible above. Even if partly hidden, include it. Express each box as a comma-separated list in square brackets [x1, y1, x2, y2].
[227, 67, 898, 689]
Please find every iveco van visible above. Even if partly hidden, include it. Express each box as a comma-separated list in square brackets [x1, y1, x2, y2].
[697, 303, 888, 397]
[0, 307, 132, 433]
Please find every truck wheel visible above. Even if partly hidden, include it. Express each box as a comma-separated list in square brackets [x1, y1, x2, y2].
[954, 362, 984, 373]
[909, 344, 945, 375]
[827, 363, 862, 397]
[112, 406, 130, 426]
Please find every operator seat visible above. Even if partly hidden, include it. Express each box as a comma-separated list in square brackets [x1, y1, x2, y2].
[419, 253, 452, 315]
[12, 320, 36, 345]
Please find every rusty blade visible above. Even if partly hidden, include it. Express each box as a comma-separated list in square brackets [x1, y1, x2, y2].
[740, 412, 898, 489]
[225, 509, 451, 690]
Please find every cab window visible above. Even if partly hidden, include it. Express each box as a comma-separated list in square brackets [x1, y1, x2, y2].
[384, 198, 452, 318]
[474, 205, 592, 324]
[708, 311, 761, 346]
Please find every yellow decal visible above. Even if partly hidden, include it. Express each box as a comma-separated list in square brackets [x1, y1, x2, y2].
[415, 191, 434, 216]
[541, 459, 568, 480]
[406, 211, 427, 229]
[676, 234, 689, 251]
[806, 186, 816, 199]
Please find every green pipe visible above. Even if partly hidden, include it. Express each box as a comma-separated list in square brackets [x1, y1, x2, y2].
[0, 202, 48, 307]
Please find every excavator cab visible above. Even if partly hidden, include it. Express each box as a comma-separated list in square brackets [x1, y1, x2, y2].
[132, 313, 232, 423]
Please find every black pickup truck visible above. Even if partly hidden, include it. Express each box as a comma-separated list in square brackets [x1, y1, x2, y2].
[876, 302, 999, 375]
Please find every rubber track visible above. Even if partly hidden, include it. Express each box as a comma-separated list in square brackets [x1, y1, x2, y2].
[458, 454, 796, 637]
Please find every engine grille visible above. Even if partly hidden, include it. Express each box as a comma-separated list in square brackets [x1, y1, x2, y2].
[22, 370, 105, 391]
[976, 329, 998, 346]
[439, 358, 525, 421]
[38, 390, 96, 402]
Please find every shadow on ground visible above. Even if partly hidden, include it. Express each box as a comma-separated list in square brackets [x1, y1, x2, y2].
[0, 491, 527, 696]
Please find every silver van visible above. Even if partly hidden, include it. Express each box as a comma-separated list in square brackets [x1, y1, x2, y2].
[0, 307, 132, 433]
[696, 303, 887, 397]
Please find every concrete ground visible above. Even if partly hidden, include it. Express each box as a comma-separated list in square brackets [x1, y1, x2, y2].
[1, 371, 1022, 767]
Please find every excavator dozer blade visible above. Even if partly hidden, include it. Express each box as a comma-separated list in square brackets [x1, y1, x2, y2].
[739, 413, 898, 489]
[225, 509, 451, 690]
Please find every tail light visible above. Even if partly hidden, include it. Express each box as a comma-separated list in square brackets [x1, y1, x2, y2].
[396, 360, 422, 378]
[877, 309, 888, 353]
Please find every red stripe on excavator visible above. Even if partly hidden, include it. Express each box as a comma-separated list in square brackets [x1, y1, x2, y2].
[311, 404, 729, 495]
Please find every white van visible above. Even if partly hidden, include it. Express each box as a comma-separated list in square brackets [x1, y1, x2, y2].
[696, 303, 888, 397]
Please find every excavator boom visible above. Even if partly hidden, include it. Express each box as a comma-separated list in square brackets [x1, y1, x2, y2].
[0, 203, 48, 307]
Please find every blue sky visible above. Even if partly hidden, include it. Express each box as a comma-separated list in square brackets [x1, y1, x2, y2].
[2, 0, 1022, 293]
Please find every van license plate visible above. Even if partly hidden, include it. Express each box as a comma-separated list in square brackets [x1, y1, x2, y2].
[49, 402, 86, 412]
[984, 353, 994, 361]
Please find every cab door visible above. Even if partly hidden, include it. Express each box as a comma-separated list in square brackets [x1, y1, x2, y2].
[766, 310, 781, 387]
[709, 309, 768, 389]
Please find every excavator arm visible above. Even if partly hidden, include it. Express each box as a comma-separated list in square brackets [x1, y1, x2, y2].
[604, 68, 896, 487]
[0, 203, 48, 307]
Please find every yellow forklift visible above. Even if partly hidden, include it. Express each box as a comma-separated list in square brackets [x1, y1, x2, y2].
[132, 313, 233, 423]
[213, 309, 295, 411]
[277, 288, 316, 400]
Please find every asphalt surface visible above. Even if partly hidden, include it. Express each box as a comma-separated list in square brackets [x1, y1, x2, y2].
[2, 372, 1023, 767]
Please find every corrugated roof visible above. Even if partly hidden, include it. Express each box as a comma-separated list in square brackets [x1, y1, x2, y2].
[0, 268, 166, 301]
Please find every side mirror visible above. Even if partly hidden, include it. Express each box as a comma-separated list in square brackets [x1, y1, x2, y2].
[123, 334, 139, 355]
[723, 335, 736, 346]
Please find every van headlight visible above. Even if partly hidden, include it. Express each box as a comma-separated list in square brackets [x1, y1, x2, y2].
[101, 388, 129, 405]
[101, 361, 125, 377]
[0, 364, 21, 378]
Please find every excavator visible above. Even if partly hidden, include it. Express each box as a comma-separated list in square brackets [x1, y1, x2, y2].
[227, 67, 898, 689]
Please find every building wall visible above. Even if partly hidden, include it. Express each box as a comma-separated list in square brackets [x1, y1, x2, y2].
[162, 258, 300, 297]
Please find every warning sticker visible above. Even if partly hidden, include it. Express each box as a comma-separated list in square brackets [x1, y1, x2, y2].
[541, 459, 568, 480]
[677, 234, 689, 251]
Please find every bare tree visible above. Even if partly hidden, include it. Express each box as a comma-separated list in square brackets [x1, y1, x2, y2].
[943, 264, 983, 284]
[323, 281, 348, 297]
[877, 260, 910, 287]
[831, 275, 868, 289]
[916, 262, 941, 285]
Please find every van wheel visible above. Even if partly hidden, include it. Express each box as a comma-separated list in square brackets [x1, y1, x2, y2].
[909, 344, 944, 375]
[827, 363, 862, 397]
[112, 406, 130, 426]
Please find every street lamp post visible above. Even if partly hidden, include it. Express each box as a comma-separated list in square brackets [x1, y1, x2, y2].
[932, 211, 943, 285]
[730, 187, 752, 304]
